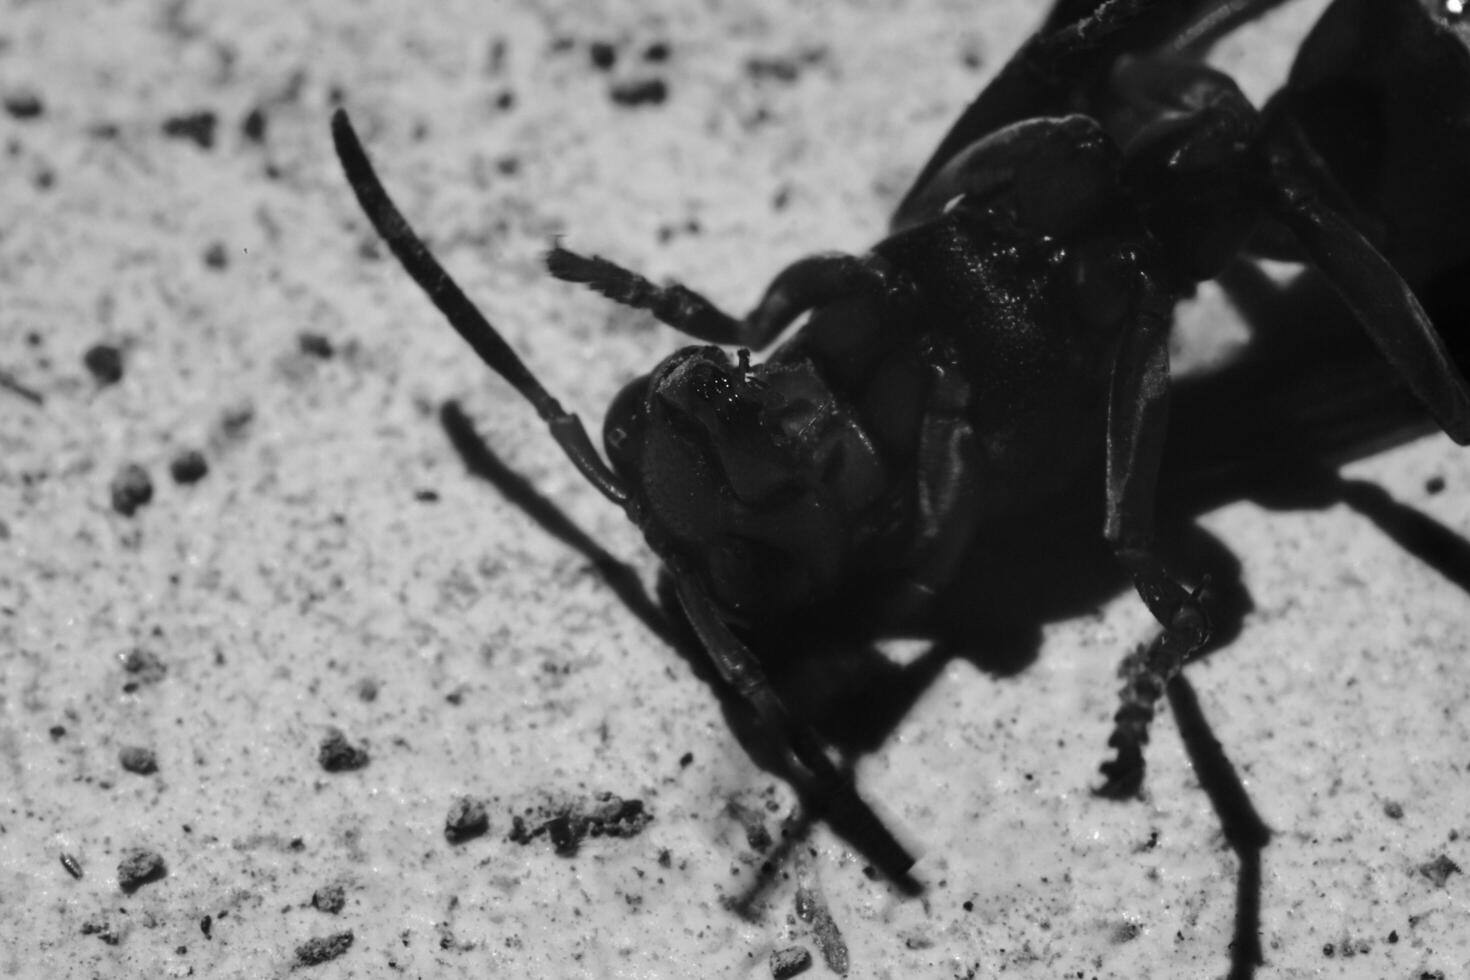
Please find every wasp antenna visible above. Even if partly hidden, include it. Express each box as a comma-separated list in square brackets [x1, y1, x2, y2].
[330, 108, 631, 508]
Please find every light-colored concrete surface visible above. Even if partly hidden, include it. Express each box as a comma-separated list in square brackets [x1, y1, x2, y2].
[2, 0, 1468, 977]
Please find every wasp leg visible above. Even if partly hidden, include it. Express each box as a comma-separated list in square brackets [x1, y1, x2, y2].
[1098, 269, 1211, 797]
[1260, 137, 1470, 444]
[1042, 0, 1291, 55]
[672, 570, 917, 878]
[897, 0, 1294, 228]
[878, 358, 984, 624]
[893, 115, 1119, 235]
[547, 245, 904, 350]
[897, 0, 1201, 225]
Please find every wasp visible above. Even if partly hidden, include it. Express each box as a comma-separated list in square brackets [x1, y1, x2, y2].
[332, 0, 1470, 879]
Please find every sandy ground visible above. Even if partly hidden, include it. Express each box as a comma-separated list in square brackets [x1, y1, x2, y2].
[2, 0, 1468, 977]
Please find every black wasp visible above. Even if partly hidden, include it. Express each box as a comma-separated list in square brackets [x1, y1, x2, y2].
[332, 0, 1470, 879]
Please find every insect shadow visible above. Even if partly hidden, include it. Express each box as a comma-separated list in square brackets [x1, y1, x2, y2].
[439, 261, 1470, 978]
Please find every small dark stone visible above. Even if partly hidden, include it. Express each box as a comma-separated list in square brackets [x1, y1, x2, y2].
[161, 110, 218, 150]
[203, 242, 228, 269]
[317, 728, 369, 772]
[110, 464, 154, 517]
[414, 489, 440, 503]
[589, 40, 617, 70]
[311, 883, 346, 914]
[546, 814, 576, 855]
[84, 343, 124, 385]
[1383, 800, 1404, 820]
[80, 917, 122, 945]
[1112, 920, 1142, 943]
[355, 678, 379, 702]
[1426, 475, 1446, 495]
[241, 106, 267, 143]
[4, 91, 44, 120]
[294, 931, 354, 967]
[119, 745, 158, 775]
[169, 449, 209, 484]
[644, 41, 671, 62]
[117, 848, 166, 892]
[769, 945, 812, 979]
[609, 78, 667, 107]
[1420, 854, 1462, 887]
[445, 796, 490, 843]
[200, 915, 212, 938]
[298, 332, 334, 358]
[678, 752, 694, 768]
[48, 725, 66, 740]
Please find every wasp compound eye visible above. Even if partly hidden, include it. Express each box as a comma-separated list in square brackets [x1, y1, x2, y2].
[603, 373, 651, 483]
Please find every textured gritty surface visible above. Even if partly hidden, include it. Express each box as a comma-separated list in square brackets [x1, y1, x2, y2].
[2, 0, 1469, 977]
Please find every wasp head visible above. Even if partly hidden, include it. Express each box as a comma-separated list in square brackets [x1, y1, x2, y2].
[605, 345, 880, 621]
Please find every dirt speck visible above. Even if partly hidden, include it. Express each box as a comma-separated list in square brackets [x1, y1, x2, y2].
[589, 40, 617, 71]
[317, 728, 369, 772]
[81, 917, 122, 945]
[3, 91, 44, 120]
[120, 647, 168, 688]
[770, 945, 812, 978]
[84, 343, 124, 385]
[445, 796, 490, 844]
[110, 464, 154, 516]
[311, 884, 346, 915]
[294, 930, 353, 967]
[117, 847, 166, 893]
[298, 332, 334, 359]
[609, 78, 667, 107]
[242, 106, 267, 142]
[170, 449, 209, 484]
[1111, 920, 1142, 943]
[1420, 854, 1461, 887]
[119, 745, 158, 775]
[507, 792, 651, 855]
[161, 110, 218, 149]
